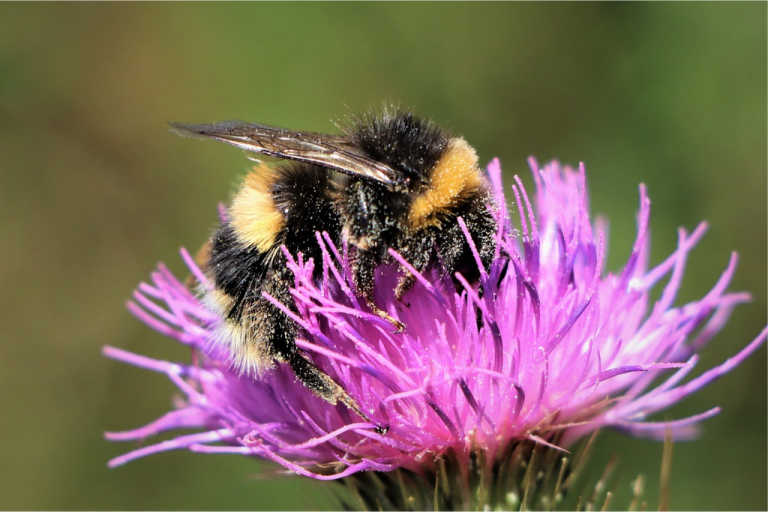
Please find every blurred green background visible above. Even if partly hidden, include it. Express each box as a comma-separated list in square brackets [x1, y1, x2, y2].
[0, 3, 764, 510]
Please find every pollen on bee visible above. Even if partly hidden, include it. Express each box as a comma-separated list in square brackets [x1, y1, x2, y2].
[230, 163, 286, 253]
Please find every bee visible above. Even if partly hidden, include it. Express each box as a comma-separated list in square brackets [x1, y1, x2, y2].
[170, 108, 498, 427]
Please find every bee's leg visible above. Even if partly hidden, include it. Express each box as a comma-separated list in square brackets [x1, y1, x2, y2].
[261, 271, 385, 432]
[393, 232, 434, 306]
[264, 306, 380, 429]
[394, 272, 416, 305]
[463, 198, 499, 277]
[366, 295, 406, 333]
[286, 351, 383, 429]
[352, 250, 405, 333]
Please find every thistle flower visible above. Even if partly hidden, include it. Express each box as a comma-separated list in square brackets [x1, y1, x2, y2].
[106, 159, 766, 510]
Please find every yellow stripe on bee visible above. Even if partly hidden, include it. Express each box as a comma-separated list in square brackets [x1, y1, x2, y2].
[409, 137, 484, 229]
[230, 164, 286, 253]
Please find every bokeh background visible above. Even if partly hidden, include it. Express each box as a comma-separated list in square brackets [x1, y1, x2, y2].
[0, 3, 765, 510]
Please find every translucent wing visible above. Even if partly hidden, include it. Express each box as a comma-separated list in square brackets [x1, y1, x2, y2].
[169, 120, 408, 192]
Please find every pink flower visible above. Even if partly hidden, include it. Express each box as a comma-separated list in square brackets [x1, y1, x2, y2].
[106, 158, 765, 488]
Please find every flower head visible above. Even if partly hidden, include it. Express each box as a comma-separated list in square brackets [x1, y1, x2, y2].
[106, 159, 765, 489]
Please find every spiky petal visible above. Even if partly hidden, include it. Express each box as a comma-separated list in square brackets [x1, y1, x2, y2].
[106, 158, 766, 486]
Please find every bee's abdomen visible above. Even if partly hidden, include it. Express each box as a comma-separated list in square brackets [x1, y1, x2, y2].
[209, 162, 341, 325]
[207, 223, 270, 322]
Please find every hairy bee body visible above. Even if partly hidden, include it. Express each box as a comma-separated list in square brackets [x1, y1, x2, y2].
[204, 165, 339, 373]
[172, 109, 498, 425]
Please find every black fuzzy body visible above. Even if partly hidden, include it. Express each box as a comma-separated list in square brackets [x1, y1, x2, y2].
[188, 108, 498, 426]
[206, 164, 342, 399]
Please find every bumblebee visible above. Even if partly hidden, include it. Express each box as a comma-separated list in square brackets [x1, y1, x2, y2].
[171, 108, 498, 425]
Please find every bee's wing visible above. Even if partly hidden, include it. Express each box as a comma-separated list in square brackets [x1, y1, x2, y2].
[169, 120, 408, 192]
